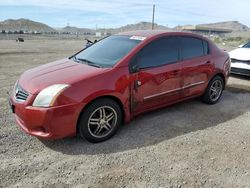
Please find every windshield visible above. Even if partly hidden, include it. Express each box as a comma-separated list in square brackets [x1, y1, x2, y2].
[73, 35, 141, 67]
[243, 42, 250, 48]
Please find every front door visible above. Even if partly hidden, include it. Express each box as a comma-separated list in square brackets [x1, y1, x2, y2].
[130, 36, 182, 115]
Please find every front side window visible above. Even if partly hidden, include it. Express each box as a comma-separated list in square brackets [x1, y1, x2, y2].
[181, 37, 205, 60]
[136, 37, 179, 69]
[74, 35, 141, 67]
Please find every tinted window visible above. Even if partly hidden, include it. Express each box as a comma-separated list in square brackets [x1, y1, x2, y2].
[203, 40, 209, 55]
[181, 37, 204, 60]
[75, 35, 141, 67]
[243, 42, 250, 48]
[136, 37, 179, 69]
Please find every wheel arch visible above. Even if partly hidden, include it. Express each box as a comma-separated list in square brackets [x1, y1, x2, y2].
[76, 95, 126, 133]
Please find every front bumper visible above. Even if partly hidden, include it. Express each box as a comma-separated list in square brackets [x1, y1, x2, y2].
[9, 95, 83, 139]
[231, 67, 250, 76]
[231, 62, 250, 76]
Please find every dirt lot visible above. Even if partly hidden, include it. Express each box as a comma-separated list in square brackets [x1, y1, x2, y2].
[0, 40, 250, 188]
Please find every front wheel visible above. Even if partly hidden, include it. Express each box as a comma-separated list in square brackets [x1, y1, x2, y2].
[201, 76, 224, 104]
[78, 98, 122, 143]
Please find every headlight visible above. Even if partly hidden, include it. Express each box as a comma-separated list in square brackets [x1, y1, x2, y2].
[33, 84, 69, 107]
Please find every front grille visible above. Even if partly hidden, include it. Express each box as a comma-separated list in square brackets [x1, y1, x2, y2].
[14, 84, 29, 102]
[231, 58, 250, 64]
[231, 67, 250, 76]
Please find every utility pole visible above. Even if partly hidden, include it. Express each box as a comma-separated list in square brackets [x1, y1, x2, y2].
[152, 4, 155, 30]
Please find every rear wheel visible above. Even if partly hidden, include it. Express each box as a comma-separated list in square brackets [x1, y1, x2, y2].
[201, 75, 224, 104]
[78, 98, 122, 143]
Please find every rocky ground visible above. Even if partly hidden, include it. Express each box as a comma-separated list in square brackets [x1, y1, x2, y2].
[0, 40, 250, 188]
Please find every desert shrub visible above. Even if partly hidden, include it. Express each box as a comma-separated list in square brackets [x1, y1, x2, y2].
[213, 37, 221, 44]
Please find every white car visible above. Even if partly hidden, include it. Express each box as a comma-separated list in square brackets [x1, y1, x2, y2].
[229, 42, 250, 76]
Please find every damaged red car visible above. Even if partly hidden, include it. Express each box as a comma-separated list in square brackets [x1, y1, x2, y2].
[9, 31, 230, 142]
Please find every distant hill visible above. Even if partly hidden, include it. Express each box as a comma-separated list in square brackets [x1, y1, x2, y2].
[198, 21, 250, 32]
[59, 26, 94, 34]
[56, 22, 172, 35]
[118, 21, 170, 31]
[96, 21, 172, 34]
[1, 18, 249, 36]
[0, 18, 57, 33]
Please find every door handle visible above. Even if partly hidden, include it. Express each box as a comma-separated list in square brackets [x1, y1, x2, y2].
[206, 61, 211, 64]
[134, 80, 142, 90]
[136, 80, 142, 86]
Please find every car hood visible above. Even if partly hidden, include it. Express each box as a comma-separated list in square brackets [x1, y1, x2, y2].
[19, 58, 109, 94]
[229, 48, 250, 61]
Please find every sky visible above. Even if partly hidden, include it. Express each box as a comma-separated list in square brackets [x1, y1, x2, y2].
[0, 0, 250, 29]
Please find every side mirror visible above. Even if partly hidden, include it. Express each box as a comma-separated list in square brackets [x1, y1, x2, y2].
[131, 64, 140, 73]
[238, 44, 244, 48]
[129, 56, 140, 73]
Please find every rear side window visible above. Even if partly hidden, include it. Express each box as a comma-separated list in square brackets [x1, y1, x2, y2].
[181, 37, 207, 60]
[136, 37, 179, 69]
[203, 40, 209, 55]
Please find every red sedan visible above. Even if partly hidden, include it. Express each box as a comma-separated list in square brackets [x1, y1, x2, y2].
[9, 31, 231, 142]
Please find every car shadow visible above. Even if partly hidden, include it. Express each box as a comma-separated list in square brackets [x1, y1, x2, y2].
[42, 89, 250, 155]
[227, 74, 250, 93]
[230, 74, 250, 81]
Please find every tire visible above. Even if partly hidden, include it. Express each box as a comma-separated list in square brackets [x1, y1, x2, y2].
[78, 98, 122, 143]
[201, 75, 224, 104]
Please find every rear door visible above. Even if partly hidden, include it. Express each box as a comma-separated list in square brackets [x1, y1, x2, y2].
[180, 37, 214, 97]
[130, 36, 182, 114]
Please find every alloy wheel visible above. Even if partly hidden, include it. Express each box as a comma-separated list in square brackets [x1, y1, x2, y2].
[209, 80, 223, 102]
[87, 106, 117, 138]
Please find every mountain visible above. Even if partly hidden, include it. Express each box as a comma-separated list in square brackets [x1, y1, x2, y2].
[118, 21, 170, 31]
[59, 26, 94, 34]
[96, 21, 172, 34]
[198, 21, 250, 32]
[1, 19, 249, 35]
[56, 22, 172, 35]
[0, 18, 57, 33]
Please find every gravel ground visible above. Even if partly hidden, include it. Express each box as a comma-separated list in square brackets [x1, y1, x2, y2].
[0, 40, 250, 188]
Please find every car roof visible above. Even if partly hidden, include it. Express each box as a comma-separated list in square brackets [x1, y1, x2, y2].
[116, 30, 206, 39]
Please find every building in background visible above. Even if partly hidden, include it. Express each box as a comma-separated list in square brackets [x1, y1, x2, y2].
[178, 25, 232, 36]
